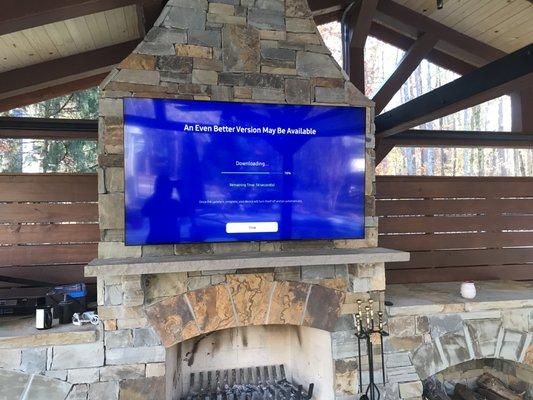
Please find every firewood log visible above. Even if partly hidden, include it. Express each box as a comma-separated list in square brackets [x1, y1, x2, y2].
[477, 373, 523, 400]
[454, 384, 482, 400]
[477, 387, 507, 400]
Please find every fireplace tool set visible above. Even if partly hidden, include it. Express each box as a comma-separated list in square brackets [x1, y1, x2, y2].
[183, 365, 314, 400]
[355, 299, 388, 400]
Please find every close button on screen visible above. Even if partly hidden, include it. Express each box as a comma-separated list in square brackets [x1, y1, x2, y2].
[226, 222, 279, 234]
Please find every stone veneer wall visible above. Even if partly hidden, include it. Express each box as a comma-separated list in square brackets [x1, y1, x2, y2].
[1, 288, 531, 399]
[93, 267, 386, 399]
[379, 300, 533, 399]
[91, 0, 382, 399]
[97, 0, 375, 260]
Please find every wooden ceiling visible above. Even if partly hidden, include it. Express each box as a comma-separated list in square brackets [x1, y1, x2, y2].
[393, 0, 533, 53]
[0, 5, 140, 74]
[0, 0, 164, 111]
[0, 0, 530, 112]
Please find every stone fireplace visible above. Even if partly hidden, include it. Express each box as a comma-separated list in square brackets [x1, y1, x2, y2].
[89, 0, 409, 398]
[143, 274, 347, 398]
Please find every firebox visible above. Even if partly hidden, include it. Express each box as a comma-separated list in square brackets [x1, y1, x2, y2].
[173, 325, 329, 399]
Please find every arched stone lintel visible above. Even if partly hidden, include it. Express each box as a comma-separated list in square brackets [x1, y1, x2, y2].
[410, 318, 533, 380]
[145, 274, 346, 348]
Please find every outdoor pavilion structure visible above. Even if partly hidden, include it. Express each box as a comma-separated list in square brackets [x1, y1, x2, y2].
[0, 3, 532, 399]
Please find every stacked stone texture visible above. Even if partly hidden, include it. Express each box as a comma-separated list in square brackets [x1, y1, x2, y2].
[94, 265, 386, 399]
[380, 301, 533, 400]
[98, 0, 376, 260]
[95, 0, 381, 398]
[1, 291, 531, 399]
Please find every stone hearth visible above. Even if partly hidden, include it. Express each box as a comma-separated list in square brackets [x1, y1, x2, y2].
[381, 281, 533, 399]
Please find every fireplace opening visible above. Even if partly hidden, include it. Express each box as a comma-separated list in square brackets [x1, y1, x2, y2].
[423, 359, 533, 400]
[168, 325, 335, 399]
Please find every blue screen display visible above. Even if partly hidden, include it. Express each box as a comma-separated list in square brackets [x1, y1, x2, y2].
[124, 98, 366, 245]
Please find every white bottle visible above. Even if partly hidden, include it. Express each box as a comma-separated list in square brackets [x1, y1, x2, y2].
[460, 281, 476, 299]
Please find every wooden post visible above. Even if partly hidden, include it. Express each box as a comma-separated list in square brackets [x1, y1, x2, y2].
[344, 0, 379, 93]
[511, 86, 533, 132]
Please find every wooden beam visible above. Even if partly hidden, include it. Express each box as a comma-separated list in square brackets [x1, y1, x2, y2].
[0, 74, 107, 113]
[376, 141, 395, 165]
[0, 40, 138, 105]
[0, 0, 161, 36]
[373, 32, 438, 113]
[313, 9, 477, 76]
[375, 44, 533, 138]
[311, 0, 504, 69]
[376, 0, 506, 63]
[348, 48, 365, 93]
[309, 0, 346, 13]
[345, 0, 379, 92]
[140, 0, 166, 32]
[381, 129, 533, 148]
[0, 117, 97, 140]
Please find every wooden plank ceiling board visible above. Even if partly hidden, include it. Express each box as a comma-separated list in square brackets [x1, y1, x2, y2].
[0, 5, 140, 73]
[392, 0, 533, 52]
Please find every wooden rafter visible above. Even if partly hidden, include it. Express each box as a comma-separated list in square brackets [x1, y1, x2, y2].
[372, 32, 438, 114]
[368, 22, 475, 76]
[0, 41, 138, 112]
[0, 74, 107, 113]
[376, 141, 395, 165]
[309, 0, 505, 73]
[511, 87, 533, 132]
[347, 0, 379, 49]
[0, 0, 164, 35]
[375, 44, 533, 138]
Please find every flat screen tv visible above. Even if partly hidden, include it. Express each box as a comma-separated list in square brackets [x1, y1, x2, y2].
[124, 98, 366, 245]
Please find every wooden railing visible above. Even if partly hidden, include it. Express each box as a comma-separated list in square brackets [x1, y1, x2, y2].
[377, 176, 533, 284]
[0, 174, 98, 286]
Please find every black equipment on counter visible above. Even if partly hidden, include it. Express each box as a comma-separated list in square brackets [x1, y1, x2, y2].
[46, 283, 87, 320]
[0, 288, 49, 316]
[58, 294, 75, 324]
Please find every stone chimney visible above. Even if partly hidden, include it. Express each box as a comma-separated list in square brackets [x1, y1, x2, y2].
[91, 2, 398, 399]
[98, 0, 375, 259]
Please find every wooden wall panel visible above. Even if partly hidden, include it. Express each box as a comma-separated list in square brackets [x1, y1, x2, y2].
[0, 174, 98, 289]
[0, 203, 98, 223]
[0, 174, 97, 201]
[377, 176, 533, 284]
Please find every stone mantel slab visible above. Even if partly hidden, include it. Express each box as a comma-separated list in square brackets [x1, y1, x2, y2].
[85, 247, 409, 277]
[387, 280, 533, 316]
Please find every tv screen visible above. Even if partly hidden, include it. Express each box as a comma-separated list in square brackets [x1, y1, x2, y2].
[124, 98, 366, 245]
